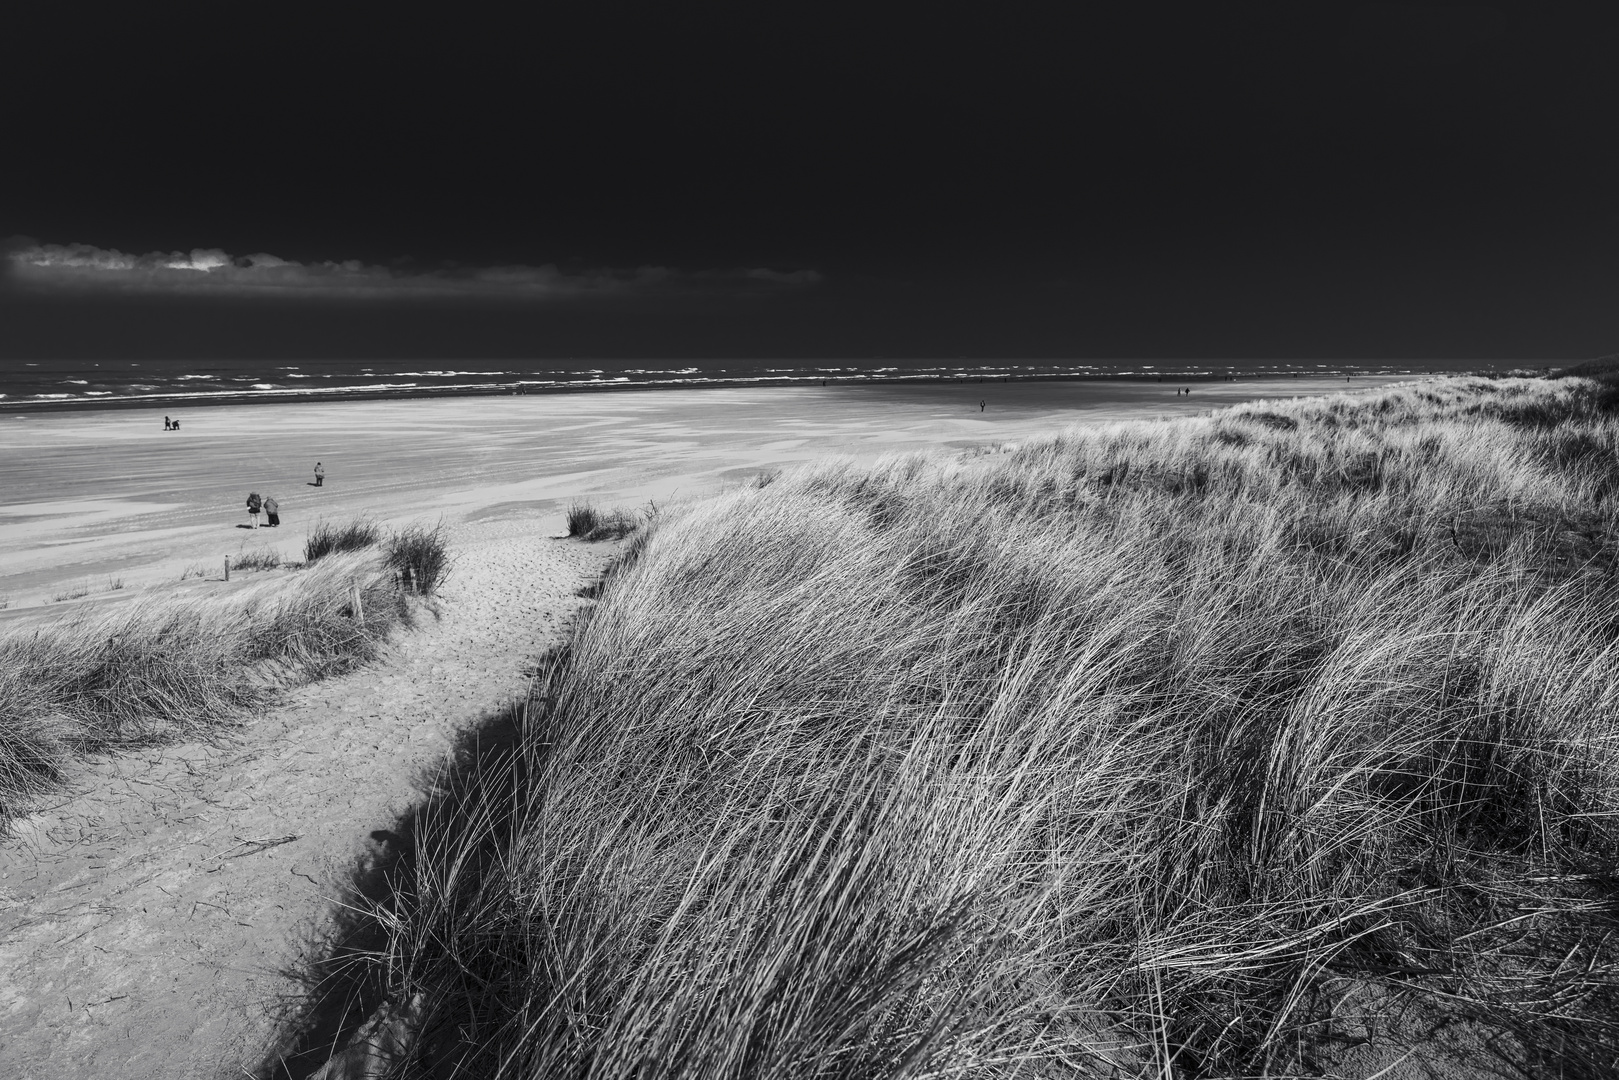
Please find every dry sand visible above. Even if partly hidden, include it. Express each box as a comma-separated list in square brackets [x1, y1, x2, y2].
[0, 377, 1403, 609]
[0, 377, 1412, 1077]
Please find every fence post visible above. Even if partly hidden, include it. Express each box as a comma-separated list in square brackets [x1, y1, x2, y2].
[224, 556, 230, 581]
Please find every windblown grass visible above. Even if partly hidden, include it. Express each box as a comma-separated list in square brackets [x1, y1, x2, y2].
[566, 501, 641, 541]
[0, 551, 407, 826]
[305, 519, 382, 563]
[50, 577, 123, 602]
[385, 523, 451, 596]
[279, 376, 1619, 1078]
[231, 547, 284, 572]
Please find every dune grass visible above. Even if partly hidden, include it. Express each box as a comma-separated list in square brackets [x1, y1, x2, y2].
[231, 547, 284, 572]
[0, 549, 408, 827]
[285, 377, 1619, 1077]
[50, 577, 123, 602]
[385, 522, 451, 596]
[566, 501, 642, 541]
[305, 518, 383, 563]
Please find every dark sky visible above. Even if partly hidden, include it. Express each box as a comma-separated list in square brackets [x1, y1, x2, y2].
[4, 3, 1617, 361]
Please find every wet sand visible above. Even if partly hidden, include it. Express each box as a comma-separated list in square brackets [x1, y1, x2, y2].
[0, 376, 1406, 608]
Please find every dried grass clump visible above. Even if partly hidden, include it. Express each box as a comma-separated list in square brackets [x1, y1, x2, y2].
[231, 547, 283, 572]
[305, 519, 382, 563]
[386, 523, 451, 596]
[282, 376, 1619, 1078]
[566, 501, 641, 541]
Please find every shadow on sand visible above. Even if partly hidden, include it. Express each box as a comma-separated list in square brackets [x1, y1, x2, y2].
[255, 674, 559, 1079]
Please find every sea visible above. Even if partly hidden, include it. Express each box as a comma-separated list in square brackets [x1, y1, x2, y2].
[0, 357, 1507, 411]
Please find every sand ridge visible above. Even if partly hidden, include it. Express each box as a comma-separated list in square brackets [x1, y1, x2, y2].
[0, 515, 615, 1079]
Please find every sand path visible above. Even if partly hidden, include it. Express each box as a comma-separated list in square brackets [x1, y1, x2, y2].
[0, 515, 614, 1079]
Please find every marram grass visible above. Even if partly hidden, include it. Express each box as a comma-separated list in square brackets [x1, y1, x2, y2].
[0, 548, 407, 826]
[295, 376, 1619, 1076]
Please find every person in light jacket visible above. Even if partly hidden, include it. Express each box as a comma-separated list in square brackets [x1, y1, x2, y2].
[264, 495, 280, 527]
[313, 462, 325, 487]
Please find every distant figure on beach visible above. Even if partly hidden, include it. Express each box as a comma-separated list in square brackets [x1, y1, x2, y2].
[264, 495, 280, 527]
[246, 492, 262, 529]
[979, 400, 985, 412]
[164, 415, 172, 430]
[313, 462, 325, 487]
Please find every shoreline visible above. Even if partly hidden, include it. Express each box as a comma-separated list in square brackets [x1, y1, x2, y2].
[0, 365, 1452, 416]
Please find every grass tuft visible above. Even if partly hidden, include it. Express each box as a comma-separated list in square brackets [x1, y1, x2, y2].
[566, 501, 641, 541]
[231, 547, 283, 572]
[305, 519, 382, 563]
[385, 523, 451, 595]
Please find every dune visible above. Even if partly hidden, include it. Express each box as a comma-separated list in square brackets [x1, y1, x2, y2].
[4, 374, 1446, 1077]
[267, 374, 1619, 1078]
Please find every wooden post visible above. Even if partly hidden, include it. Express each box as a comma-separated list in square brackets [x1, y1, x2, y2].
[224, 556, 230, 581]
[353, 585, 364, 628]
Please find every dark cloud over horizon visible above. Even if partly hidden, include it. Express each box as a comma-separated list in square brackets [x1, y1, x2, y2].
[4, 4, 1619, 360]
[2, 239, 821, 301]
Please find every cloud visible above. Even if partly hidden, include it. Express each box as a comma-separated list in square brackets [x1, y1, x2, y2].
[2, 239, 822, 301]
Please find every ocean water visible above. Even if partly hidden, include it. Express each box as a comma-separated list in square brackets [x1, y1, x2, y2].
[0, 356, 1478, 409]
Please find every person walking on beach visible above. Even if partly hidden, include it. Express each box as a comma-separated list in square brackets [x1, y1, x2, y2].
[246, 492, 263, 529]
[264, 495, 280, 528]
[313, 462, 325, 487]
[164, 415, 172, 430]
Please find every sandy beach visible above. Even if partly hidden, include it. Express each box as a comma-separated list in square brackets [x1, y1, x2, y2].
[0, 377, 1404, 610]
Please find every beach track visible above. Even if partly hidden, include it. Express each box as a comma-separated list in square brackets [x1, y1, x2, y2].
[0, 516, 613, 1079]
